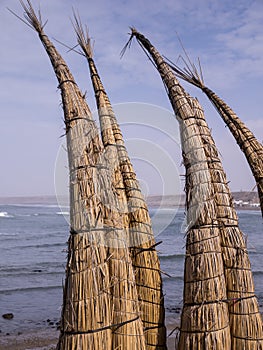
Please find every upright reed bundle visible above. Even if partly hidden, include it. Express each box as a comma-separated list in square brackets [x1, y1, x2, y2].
[190, 98, 263, 349]
[168, 61, 263, 218]
[73, 16, 166, 349]
[178, 108, 231, 350]
[15, 2, 146, 349]
[124, 28, 232, 349]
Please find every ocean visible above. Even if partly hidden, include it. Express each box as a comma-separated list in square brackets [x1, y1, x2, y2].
[0, 201, 262, 335]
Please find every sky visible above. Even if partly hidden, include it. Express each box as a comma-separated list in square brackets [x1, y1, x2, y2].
[0, 0, 263, 197]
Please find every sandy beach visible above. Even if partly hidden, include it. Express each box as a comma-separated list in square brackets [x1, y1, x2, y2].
[0, 335, 178, 350]
[0, 328, 58, 350]
[0, 318, 181, 350]
[1, 310, 263, 349]
[0, 331, 178, 350]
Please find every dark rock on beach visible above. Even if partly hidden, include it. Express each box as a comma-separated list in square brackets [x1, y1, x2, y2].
[2, 313, 14, 320]
[166, 307, 181, 314]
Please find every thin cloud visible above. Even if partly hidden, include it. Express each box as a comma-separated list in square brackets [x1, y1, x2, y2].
[0, 0, 262, 196]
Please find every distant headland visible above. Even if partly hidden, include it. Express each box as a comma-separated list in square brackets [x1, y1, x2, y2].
[0, 191, 260, 210]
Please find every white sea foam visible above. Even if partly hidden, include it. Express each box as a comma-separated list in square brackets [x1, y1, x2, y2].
[56, 211, 70, 216]
[7, 203, 62, 208]
[0, 232, 18, 236]
[0, 211, 14, 218]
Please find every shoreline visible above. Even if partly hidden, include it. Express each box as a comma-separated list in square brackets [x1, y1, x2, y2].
[0, 197, 261, 349]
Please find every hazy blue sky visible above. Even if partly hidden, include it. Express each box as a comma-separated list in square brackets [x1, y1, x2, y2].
[0, 0, 262, 197]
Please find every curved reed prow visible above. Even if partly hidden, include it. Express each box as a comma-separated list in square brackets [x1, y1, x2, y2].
[73, 17, 167, 349]
[166, 54, 263, 218]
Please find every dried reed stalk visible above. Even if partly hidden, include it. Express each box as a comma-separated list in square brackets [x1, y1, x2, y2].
[125, 28, 263, 348]
[16, 2, 146, 349]
[167, 60, 263, 218]
[190, 98, 263, 349]
[178, 111, 231, 350]
[73, 16, 166, 349]
[125, 28, 232, 350]
[127, 28, 263, 349]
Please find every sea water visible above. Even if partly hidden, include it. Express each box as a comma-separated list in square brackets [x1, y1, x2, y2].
[0, 201, 262, 334]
